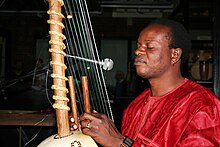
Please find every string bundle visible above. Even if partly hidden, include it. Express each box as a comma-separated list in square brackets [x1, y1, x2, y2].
[38, 0, 113, 146]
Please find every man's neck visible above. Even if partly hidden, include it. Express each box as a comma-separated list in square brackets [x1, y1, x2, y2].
[149, 75, 185, 97]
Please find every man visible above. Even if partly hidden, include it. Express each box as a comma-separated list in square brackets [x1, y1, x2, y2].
[79, 18, 220, 146]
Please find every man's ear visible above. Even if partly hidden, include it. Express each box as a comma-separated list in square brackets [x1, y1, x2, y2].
[171, 48, 182, 64]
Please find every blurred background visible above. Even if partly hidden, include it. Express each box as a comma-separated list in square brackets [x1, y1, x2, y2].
[0, 0, 219, 146]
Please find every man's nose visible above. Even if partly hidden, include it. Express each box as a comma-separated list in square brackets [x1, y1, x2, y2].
[135, 47, 145, 56]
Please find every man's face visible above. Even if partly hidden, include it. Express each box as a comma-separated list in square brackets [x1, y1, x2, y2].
[134, 24, 173, 79]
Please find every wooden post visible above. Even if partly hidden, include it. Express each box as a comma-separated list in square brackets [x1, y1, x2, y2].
[82, 76, 91, 113]
[48, 0, 70, 137]
[68, 76, 79, 129]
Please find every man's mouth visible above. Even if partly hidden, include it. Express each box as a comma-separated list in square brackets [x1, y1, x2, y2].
[134, 57, 147, 65]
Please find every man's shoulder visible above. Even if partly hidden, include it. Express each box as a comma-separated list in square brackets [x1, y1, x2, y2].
[172, 79, 220, 111]
[176, 79, 217, 99]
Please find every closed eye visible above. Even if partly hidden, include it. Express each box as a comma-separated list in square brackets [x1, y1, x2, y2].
[147, 46, 154, 50]
[146, 44, 155, 50]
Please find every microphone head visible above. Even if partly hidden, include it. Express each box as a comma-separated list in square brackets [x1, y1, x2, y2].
[102, 58, 114, 71]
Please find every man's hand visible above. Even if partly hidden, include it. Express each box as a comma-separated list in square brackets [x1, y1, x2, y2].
[79, 110, 124, 147]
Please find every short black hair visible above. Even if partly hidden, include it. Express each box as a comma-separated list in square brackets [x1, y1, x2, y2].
[149, 18, 191, 64]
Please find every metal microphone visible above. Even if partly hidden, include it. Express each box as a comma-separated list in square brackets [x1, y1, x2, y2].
[66, 55, 114, 71]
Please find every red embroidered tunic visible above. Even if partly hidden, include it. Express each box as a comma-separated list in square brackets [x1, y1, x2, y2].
[121, 79, 220, 147]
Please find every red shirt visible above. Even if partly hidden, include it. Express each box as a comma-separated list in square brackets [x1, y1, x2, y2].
[121, 79, 220, 147]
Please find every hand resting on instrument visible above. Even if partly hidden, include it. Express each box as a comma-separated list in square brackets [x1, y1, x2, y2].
[79, 110, 124, 147]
